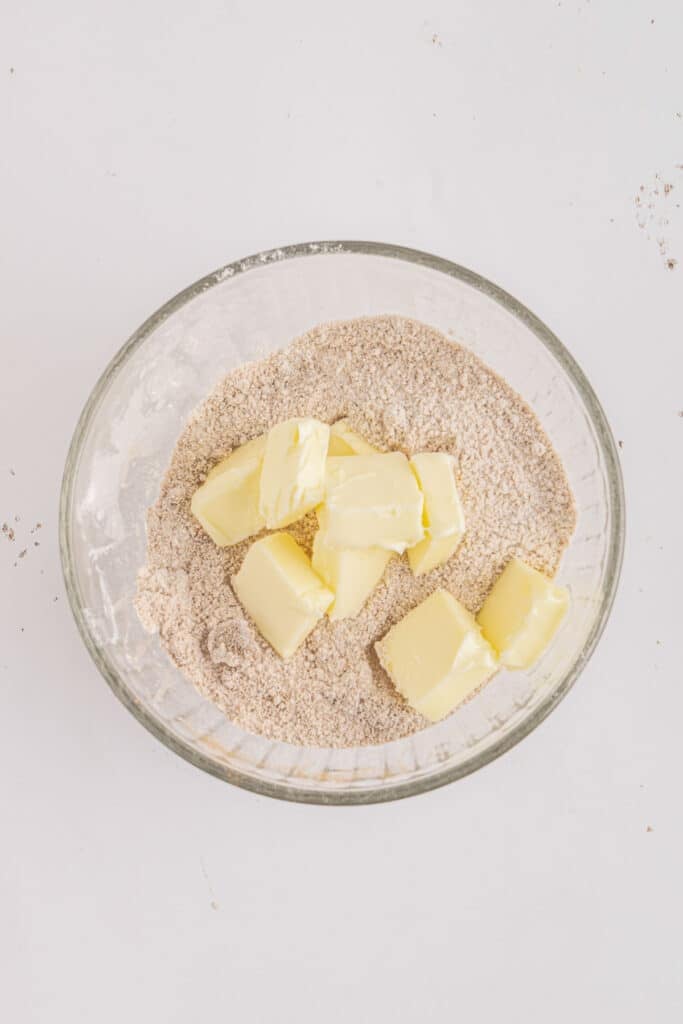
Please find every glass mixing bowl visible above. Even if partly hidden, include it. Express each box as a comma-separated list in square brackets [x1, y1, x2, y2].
[60, 242, 624, 803]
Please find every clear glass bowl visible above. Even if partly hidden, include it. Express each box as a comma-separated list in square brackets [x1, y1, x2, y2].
[60, 242, 625, 804]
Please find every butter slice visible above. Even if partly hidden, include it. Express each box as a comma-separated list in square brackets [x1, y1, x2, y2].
[312, 520, 393, 621]
[376, 589, 497, 722]
[232, 533, 333, 658]
[320, 453, 424, 553]
[477, 557, 569, 669]
[408, 452, 465, 575]
[328, 419, 378, 456]
[190, 434, 266, 546]
[259, 418, 330, 529]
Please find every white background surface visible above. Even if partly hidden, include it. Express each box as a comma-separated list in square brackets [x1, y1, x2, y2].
[2, 2, 682, 1021]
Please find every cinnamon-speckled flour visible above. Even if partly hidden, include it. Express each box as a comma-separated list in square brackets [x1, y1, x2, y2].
[135, 316, 576, 747]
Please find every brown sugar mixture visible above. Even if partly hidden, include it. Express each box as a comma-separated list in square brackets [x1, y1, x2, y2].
[135, 316, 576, 747]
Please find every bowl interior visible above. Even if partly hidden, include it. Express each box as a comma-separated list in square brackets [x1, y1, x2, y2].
[61, 242, 623, 803]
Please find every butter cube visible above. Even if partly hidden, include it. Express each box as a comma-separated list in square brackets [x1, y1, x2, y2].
[259, 418, 330, 529]
[408, 452, 466, 575]
[376, 589, 497, 722]
[232, 533, 333, 658]
[190, 434, 266, 546]
[328, 419, 379, 456]
[320, 453, 424, 553]
[477, 557, 569, 668]
[312, 520, 393, 621]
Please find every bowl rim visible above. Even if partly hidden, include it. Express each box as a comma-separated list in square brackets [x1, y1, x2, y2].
[59, 240, 625, 805]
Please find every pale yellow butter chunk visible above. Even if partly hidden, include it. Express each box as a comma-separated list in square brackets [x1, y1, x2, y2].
[320, 453, 424, 553]
[190, 434, 266, 546]
[477, 557, 569, 669]
[409, 535, 461, 577]
[259, 418, 330, 528]
[328, 419, 379, 456]
[376, 589, 497, 722]
[232, 533, 333, 658]
[408, 452, 466, 575]
[312, 521, 393, 621]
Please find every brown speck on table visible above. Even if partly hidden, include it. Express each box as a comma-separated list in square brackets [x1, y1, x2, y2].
[646, 825, 654, 832]
[30, 522, 42, 534]
[9, 468, 15, 476]
[53, 596, 59, 602]
[666, 258, 677, 270]
[33, 541, 40, 547]
[663, 183, 674, 195]
[618, 440, 624, 449]
[18, 549, 27, 559]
